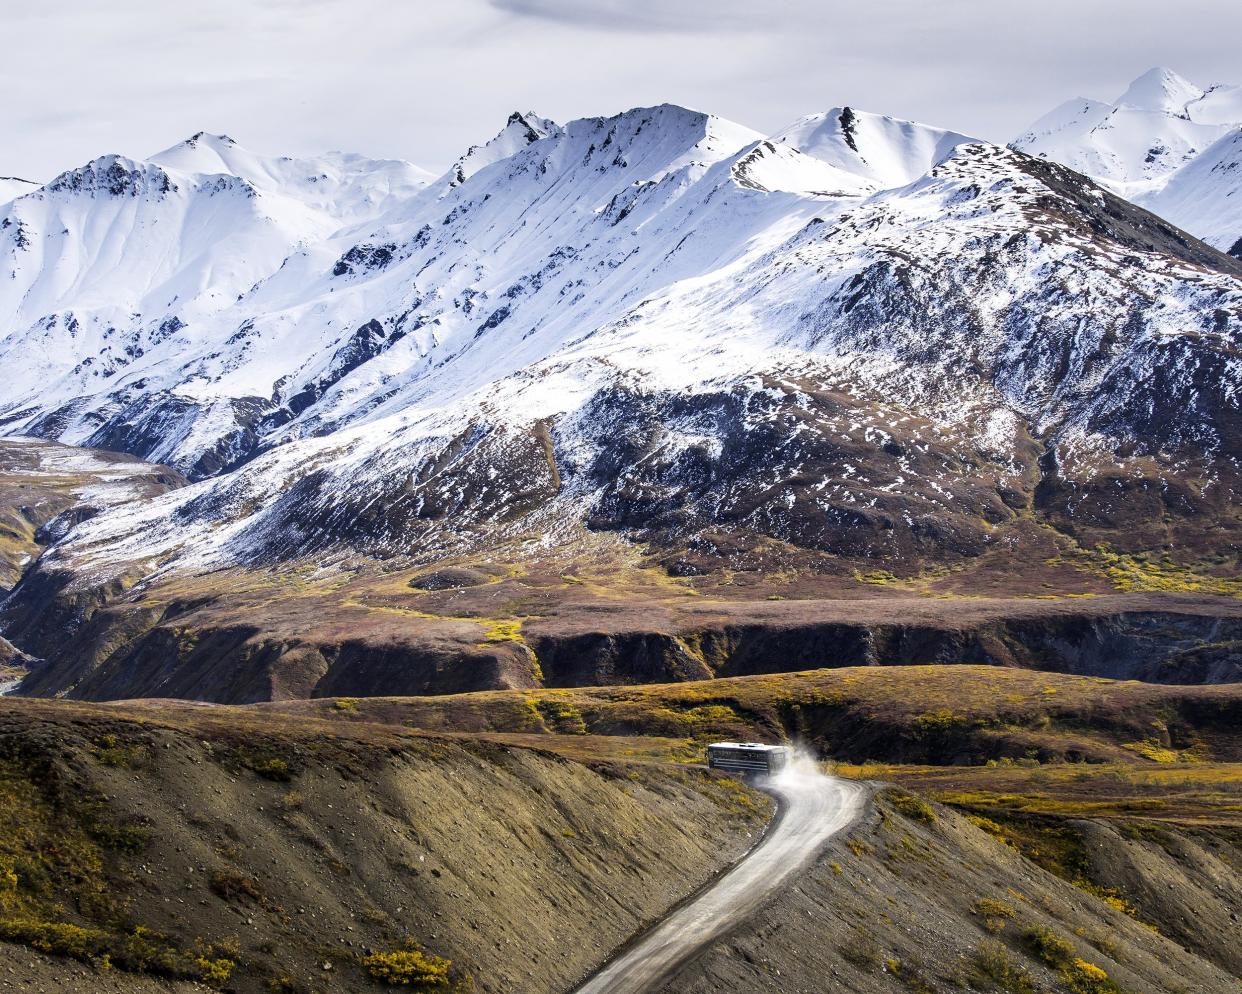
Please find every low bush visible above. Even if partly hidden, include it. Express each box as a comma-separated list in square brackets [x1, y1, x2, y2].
[84, 814, 151, 853]
[210, 869, 263, 902]
[974, 897, 1016, 933]
[839, 931, 881, 969]
[534, 699, 587, 735]
[1026, 924, 1076, 967]
[194, 955, 236, 987]
[362, 948, 454, 988]
[232, 746, 295, 781]
[92, 734, 146, 768]
[889, 790, 936, 825]
[0, 916, 110, 961]
[1025, 925, 1124, 994]
[886, 957, 935, 993]
[972, 939, 1034, 994]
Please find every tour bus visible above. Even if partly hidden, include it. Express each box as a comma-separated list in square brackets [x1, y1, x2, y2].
[706, 741, 790, 777]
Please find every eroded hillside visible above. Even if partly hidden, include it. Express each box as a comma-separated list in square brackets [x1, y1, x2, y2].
[0, 698, 767, 994]
[656, 790, 1242, 993]
[5, 511, 1242, 701]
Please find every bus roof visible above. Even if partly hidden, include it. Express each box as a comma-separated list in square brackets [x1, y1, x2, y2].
[707, 742, 787, 752]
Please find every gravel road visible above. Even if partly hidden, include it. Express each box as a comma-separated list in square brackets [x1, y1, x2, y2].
[573, 763, 868, 994]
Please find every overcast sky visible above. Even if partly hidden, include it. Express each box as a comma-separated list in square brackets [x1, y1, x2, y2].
[5, 0, 1241, 182]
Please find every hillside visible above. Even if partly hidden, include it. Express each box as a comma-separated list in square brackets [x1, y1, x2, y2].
[6, 19, 1242, 994]
[0, 697, 766, 994]
[656, 790, 1242, 993]
[277, 666, 1242, 989]
[1139, 126, 1242, 258]
[0, 438, 185, 592]
[260, 665, 1242, 773]
[3, 671, 1240, 993]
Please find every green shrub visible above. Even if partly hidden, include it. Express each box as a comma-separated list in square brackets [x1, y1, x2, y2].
[116, 925, 186, 974]
[0, 917, 110, 961]
[889, 790, 936, 825]
[534, 699, 587, 735]
[210, 870, 263, 902]
[886, 957, 935, 993]
[195, 955, 235, 987]
[1026, 924, 1076, 969]
[85, 816, 151, 853]
[92, 734, 146, 768]
[974, 897, 1016, 933]
[682, 705, 739, 724]
[972, 939, 1034, 994]
[233, 746, 295, 781]
[362, 948, 453, 988]
[1025, 926, 1124, 994]
[0, 859, 18, 895]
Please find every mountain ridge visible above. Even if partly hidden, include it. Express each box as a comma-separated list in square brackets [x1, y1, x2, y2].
[1012, 66, 1242, 255]
[0, 97, 1240, 701]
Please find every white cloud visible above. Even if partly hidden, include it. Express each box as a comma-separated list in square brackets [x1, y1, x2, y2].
[2, 0, 1239, 183]
[485, 0, 757, 32]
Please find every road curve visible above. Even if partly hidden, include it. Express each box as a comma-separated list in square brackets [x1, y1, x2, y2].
[573, 766, 868, 994]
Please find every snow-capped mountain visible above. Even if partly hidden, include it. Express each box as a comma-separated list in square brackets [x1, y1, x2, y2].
[0, 133, 433, 472]
[1138, 127, 1242, 258]
[770, 107, 974, 192]
[0, 101, 1240, 607]
[1013, 68, 1242, 256]
[1012, 67, 1240, 193]
[448, 111, 563, 186]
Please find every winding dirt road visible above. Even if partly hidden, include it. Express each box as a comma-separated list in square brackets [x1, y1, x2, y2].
[573, 765, 868, 994]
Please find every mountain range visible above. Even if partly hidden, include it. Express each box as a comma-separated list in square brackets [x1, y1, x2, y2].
[1, 69, 1241, 702]
[1013, 66, 1242, 255]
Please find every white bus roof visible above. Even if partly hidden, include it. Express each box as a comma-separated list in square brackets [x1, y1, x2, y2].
[707, 742, 787, 752]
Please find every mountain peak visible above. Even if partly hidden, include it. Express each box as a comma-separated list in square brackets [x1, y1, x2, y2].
[449, 111, 562, 187]
[581, 103, 760, 164]
[149, 132, 252, 176]
[771, 106, 976, 190]
[1013, 68, 1240, 187]
[184, 132, 238, 148]
[44, 155, 176, 199]
[1116, 67, 1202, 116]
[503, 111, 557, 143]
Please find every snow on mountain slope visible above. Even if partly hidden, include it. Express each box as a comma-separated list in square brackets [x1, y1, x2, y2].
[15, 136, 1242, 594]
[1116, 66, 1205, 117]
[1188, 83, 1242, 126]
[1013, 68, 1239, 192]
[0, 176, 37, 205]
[151, 131, 434, 224]
[1, 105, 780, 477]
[0, 136, 434, 469]
[448, 111, 563, 186]
[1, 101, 1241, 599]
[771, 107, 974, 191]
[1137, 127, 1242, 257]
